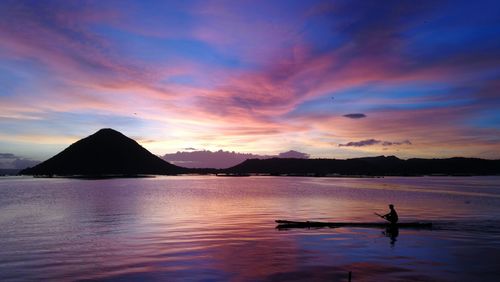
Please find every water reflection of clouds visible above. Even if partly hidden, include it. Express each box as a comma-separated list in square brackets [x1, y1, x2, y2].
[1, 176, 500, 280]
[303, 177, 500, 222]
[307, 177, 500, 199]
[265, 262, 433, 281]
[287, 227, 463, 281]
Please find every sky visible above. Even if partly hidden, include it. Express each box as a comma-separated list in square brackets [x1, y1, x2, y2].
[1, 0, 500, 167]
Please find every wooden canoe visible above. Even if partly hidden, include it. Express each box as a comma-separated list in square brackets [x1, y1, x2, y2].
[275, 220, 432, 229]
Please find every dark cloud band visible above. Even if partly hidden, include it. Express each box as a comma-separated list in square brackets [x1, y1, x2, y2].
[339, 139, 411, 147]
[343, 113, 367, 119]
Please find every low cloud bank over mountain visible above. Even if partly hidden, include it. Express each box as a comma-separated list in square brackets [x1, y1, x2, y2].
[277, 150, 310, 159]
[0, 153, 40, 169]
[162, 150, 309, 169]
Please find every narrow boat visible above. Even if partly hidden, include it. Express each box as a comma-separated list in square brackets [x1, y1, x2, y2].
[275, 220, 432, 229]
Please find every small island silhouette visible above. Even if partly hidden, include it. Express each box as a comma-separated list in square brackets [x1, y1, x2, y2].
[20, 128, 500, 177]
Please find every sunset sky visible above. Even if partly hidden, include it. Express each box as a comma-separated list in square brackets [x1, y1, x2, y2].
[1, 0, 500, 166]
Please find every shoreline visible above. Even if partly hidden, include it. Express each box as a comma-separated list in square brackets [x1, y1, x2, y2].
[10, 173, 500, 179]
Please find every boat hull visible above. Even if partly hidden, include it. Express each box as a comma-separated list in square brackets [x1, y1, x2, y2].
[275, 220, 432, 229]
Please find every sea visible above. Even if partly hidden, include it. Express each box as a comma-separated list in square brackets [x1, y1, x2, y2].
[0, 176, 499, 281]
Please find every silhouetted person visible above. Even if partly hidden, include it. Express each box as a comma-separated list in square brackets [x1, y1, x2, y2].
[381, 204, 398, 224]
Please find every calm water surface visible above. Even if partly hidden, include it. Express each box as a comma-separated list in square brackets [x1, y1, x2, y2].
[0, 176, 499, 281]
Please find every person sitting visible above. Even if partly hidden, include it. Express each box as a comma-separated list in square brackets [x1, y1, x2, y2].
[382, 204, 399, 224]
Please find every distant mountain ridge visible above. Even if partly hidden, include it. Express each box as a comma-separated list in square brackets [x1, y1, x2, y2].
[18, 128, 500, 177]
[163, 149, 309, 168]
[226, 156, 500, 176]
[20, 128, 184, 176]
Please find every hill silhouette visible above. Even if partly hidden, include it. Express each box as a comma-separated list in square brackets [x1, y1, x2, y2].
[226, 156, 500, 176]
[20, 128, 185, 176]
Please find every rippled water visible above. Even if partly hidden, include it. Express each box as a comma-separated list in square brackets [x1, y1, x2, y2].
[0, 176, 499, 281]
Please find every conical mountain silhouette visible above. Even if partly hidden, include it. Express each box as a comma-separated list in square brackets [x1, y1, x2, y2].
[21, 128, 184, 176]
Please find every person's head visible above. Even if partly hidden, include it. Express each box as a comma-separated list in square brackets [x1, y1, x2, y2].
[389, 204, 394, 210]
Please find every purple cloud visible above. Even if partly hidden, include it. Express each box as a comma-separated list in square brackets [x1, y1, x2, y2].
[339, 139, 380, 147]
[343, 113, 367, 119]
[381, 140, 412, 146]
[339, 139, 412, 147]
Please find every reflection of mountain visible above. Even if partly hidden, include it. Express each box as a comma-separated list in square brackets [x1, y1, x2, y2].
[20, 128, 184, 176]
[163, 150, 309, 169]
[227, 156, 500, 176]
